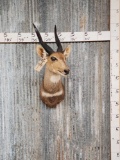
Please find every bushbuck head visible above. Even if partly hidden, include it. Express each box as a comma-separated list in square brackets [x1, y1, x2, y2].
[33, 24, 71, 107]
[33, 24, 71, 75]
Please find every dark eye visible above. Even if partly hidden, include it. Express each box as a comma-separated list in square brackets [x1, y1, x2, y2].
[51, 57, 57, 61]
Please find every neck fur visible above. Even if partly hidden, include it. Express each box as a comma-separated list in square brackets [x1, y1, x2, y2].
[43, 67, 62, 93]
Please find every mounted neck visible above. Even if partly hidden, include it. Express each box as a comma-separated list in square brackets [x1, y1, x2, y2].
[43, 67, 62, 93]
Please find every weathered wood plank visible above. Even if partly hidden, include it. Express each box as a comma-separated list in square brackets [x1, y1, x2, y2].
[0, 0, 110, 160]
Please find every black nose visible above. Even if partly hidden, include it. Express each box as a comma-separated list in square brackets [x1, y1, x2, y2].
[64, 69, 70, 75]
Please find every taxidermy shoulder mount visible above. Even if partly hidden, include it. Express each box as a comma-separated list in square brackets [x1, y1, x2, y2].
[33, 24, 71, 108]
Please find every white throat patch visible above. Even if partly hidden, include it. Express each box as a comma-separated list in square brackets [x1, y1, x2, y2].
[50, 75, 61, 83]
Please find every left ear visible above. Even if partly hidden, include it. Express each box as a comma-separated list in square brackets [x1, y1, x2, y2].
[63, 45, 71, 58]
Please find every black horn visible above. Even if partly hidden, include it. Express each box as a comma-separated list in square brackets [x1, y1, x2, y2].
[54, 25, 63, 52]
[33, 23, 54, 55]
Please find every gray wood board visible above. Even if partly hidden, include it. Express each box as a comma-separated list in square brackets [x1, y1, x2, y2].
[0, 0, 110, 160]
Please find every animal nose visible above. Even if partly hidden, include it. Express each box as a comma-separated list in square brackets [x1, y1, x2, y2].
[64, 69, 70, 75]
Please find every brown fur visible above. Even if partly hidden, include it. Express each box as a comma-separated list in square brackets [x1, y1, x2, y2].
[36, 45, 71, 107]
[40, 82, 65, 108]
[40, 68, 65, 107]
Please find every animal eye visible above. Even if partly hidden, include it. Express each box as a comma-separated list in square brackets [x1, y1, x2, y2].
[51, 57, 57, 61]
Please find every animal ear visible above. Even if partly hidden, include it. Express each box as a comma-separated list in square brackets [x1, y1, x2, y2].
[36, 45, 47, 58]
[63, 45, 71, 58]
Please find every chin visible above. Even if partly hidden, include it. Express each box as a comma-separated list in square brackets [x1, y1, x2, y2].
[57, 71, 67, 77]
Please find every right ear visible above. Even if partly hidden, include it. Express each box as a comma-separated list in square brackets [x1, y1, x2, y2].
[36, 45, 47, 58]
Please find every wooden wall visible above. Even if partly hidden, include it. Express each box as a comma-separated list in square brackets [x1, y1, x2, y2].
[0, 0, 110, 159]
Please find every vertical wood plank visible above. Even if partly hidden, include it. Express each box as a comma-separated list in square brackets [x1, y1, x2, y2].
[0, 0, 110, 159]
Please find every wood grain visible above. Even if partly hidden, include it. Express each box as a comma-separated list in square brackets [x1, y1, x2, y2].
[0, 0, 110, 159]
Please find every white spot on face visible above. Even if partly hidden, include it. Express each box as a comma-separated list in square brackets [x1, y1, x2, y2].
[41, 90, 63, 97]
[50, 75, 61, 83]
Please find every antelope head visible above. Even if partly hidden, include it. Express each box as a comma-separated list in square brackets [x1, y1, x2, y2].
[33, 24, 71, 76]
[33, 24, 71, 107]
